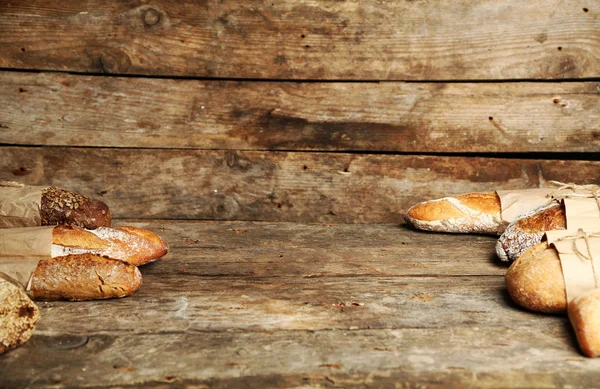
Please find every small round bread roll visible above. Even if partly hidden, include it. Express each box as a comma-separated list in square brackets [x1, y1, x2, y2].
[505, 241, 567, 313]
[568, 288, 600, 358]
[0, 277, 40, 354]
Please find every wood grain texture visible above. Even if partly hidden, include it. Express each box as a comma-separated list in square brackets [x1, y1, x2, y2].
[2, 221, 598, 389]
[0, 1, 598, 80]
[1, 72, 599, 152]
[4, 327, 600, 389]
[32, 221, 522, 335]
[1, 146, 599, 223]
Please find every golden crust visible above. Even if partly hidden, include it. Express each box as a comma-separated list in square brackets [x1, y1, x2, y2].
[52, 225, 169, 266]
[115, 226, 169, 259]
[30, 254, 142, 301]
[569, 289, 600, 358]
[514, 203, 566, 234]
[455, 192, 502, 215]
[52, 225, 107, 250]
[406, 192, 500, 222]
[505, 242, 567, 313]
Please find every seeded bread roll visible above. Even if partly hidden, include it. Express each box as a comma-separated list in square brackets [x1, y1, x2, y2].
[0, 182, 110, 229]
[496, 202, 566, 262]
[51, 225, 168, 266]
[505, 241, 567, 313]
[0, 277, 40, 353]
[568, 289, 600, 358]
[404, 192, 504, 234]
[41, 186, 111, 229]
[29, 254, 142, 301]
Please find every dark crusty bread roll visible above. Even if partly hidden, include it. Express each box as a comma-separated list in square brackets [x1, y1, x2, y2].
[0, 277, 40, 353]
[496, 202, 566, 262]
[29, 254, 143, 301]
[568, 289, 600, 358]
[404, 192, 504, 234]
[51, 225, 169, 266]
[505, 241, 567, 313]
[0, 182, 110, 229]
[41, 186, 111, 229]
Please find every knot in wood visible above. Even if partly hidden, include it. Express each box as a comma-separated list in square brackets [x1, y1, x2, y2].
[143, 8, 162, 27]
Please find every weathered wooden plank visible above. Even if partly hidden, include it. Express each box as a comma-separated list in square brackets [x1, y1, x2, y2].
[1, 147, 599, 223]
[30, 221, 529, 334]
[123, 220, 504, 277]
[33, 274, 549, 334]
[1, 72, 599, 152]
[2, 327, 599, 389]
[0, 1, 598, 80]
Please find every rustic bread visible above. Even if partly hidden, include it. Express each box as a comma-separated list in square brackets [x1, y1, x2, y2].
[404, 192, 504, 234]
[568, 288, 600, 358]
[0, 277, 40, 353]
[505, 241, 567, 313]
[41, 186, 111, 229]
[29, 254, 143, 301]
[51, 225, 168, 266]
[496, 202, 566, 262]
[0, 182, 110, 229]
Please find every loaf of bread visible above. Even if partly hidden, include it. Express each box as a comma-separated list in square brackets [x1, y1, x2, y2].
[568, 288, 600, 358]
[0, 182, 111, 229]
[505, 241, 567, 313]
[51, 225, 169, 266]
[29, 254, 142, 301]
[0, 277, 40, 353]
[41, 186, 111, 229]
[496, 202, 566, 262]
[404, 192, 504, 234]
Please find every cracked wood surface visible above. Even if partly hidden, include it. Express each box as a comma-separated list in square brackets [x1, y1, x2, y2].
[2, 221, 600, 389]
[1, 72, 599, 152]
[1, 146, 598, 223]
[0, 1, 598, 80]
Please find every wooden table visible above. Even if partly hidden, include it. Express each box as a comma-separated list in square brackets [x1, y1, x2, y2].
[2, 220, 599, 388]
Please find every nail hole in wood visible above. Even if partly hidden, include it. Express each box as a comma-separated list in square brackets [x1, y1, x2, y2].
[557, 46, 562, 51]
[583, 8, 589, 12]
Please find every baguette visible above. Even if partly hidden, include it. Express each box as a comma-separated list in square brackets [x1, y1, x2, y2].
[29, 254, 143, 301]
[496, 202, 566, 262]
[0, 182, 111, 229]
[505, 242, 567, 313]
[404, 192, 504, 234]
[0, 277, 40, 353]
[568, 289, 600, 358]
[51, 225, 168, 266]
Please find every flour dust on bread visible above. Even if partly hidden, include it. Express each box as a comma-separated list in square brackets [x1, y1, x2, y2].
[496, 202, 566, 262]
[51, 225, 169, 266]
[0, 277, 40, 353]
[404, 192, 504, 235]
[29, 254, 143, 301]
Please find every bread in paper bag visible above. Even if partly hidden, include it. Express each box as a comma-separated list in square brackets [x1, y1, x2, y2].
[0, 181, 111, 229]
